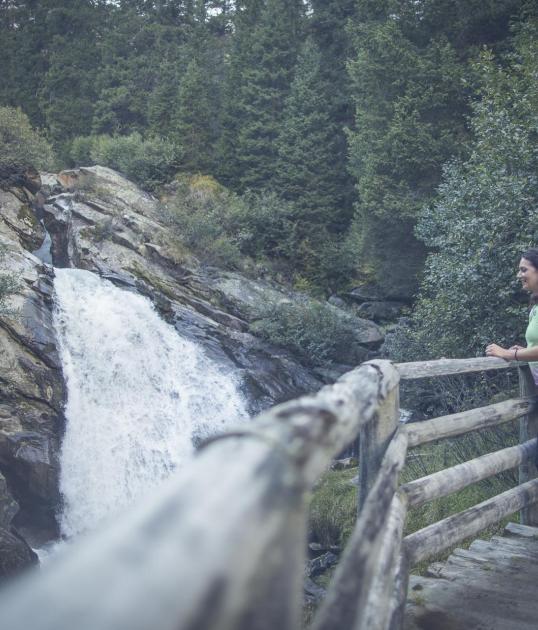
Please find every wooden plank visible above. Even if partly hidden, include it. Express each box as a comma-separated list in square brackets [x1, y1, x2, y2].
[359, 365, 400, 510]
[396, 356, 514, 380]
[406, 397, 532, 448]
[401, 439, 536, 507]
[405, 530, 538, 629]
[357, 494, 407, 630]
[387, 553, 410, 630]
[405, 573, 538, 630]
[311, 430, 408, 630]
[504, 521, 538, 539]
[518, 365, 538, 525]
[449, 545, 538, 576]
[0, 361, 402, 630]
[404, 478, 538, 567]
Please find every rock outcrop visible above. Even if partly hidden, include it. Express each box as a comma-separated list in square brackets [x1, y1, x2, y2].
[0, 182, 65, 572]
[0, 165, 385, 568]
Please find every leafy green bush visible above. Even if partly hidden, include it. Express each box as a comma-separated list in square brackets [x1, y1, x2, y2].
[393, 22, 538, 363]
[250, 300, 361, 366]
[69, 132, 179, 191]
[69, 135, 94, 165]
[0, 106, 55, 183]
[165, 174, 243, 268]
[166, 178, 356, 294]
[228, 190, 298, 261]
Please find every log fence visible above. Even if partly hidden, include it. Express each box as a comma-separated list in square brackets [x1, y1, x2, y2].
[0, 356, 537, 630]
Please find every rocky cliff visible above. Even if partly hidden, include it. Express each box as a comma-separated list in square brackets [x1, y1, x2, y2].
[0, 166, 384, 574]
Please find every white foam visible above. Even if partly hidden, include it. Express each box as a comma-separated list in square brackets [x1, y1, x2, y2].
[53, 268, 248, 538]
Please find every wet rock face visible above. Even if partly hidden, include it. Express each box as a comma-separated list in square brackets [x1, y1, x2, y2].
[0, 527, 38, 584]
[41, 167, 329, 415]
[0, 180, 65, 568]
[0, 165, 384, 560]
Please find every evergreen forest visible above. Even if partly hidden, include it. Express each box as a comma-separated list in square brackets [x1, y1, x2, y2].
[2, 0, 538, 363]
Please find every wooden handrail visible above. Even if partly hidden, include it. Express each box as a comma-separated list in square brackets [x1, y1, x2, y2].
[404, 478, 538, 566]
[0, 361, 400, 630]
[312, 428, 408, 630]
[0, 356, 536, 630]
[396, 356, 516, 379]
[401, 439, 536, 508]
[406, 397, 533, 447]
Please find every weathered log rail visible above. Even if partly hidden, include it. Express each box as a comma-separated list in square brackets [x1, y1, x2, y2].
[0, 356, 537, 630]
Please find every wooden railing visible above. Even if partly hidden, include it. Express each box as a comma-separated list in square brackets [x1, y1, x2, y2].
[0, 357, 537, 630]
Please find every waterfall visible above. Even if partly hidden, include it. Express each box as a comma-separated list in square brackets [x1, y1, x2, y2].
[52, 268, 248, 539]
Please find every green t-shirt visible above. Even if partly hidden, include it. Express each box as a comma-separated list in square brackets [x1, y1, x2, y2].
[525, 305, 538, 383]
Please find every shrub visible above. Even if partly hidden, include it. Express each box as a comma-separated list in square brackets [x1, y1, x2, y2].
[228, 190, 298, 261]
[309, 468, 358, 548]
[166, 180, 356, 295]
[250, 300, 361, 366]
[69, 135, 95, 166]
[69, 132, 179, 191]
[165, 175, 243, 268]
[401, 24, 538, 362]
[0, 106, 55, 185]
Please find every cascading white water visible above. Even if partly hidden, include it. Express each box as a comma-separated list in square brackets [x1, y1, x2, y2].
[52, 268, 248, 539]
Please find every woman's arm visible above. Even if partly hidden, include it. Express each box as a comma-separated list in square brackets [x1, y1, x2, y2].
[485, 343, 538, 361]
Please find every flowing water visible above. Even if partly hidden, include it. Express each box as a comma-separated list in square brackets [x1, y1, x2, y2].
[52, 268, 248, 538]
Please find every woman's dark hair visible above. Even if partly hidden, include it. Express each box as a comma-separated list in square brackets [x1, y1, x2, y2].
[521, 248, 538, 304]
[521, 248, 538, 270]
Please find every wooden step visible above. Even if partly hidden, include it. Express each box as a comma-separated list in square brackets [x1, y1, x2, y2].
[404, 522, 538, 630]
[504, 521, 538, 539]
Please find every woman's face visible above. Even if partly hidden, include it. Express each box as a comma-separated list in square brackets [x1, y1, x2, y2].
[517, 258, 538, 293]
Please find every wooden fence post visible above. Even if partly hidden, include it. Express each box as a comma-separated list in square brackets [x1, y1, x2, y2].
[359, 361, 400, 512]
[518, 364, 538, 525]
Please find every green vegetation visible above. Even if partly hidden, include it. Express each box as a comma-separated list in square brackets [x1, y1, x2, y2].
[165, 174, 355, 294]
[390, 20, 538, 362]
[309, 467, 358, 548]
[0, 106, 55, 186]
[4, 2, 534, 299]
[2, 2, 538, 363]
[309, 426, 518, 566]
[251, 300, 361, 367]
[69, 133, 178, 192]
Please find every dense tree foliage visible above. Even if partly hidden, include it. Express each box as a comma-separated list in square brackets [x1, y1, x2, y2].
[346, 0, 531, 298]
[1, 0, 537, 315]
[387, 20, 538, 360]
[0, 106, 55, 186]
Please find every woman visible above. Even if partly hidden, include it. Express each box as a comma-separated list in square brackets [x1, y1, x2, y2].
[486, 248, 538, 384]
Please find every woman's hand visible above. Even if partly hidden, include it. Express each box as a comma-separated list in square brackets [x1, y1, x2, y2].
[485, 343, 514, 360]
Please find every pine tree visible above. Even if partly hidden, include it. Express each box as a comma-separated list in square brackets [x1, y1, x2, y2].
[38, 1, 105, 157]
[346, 0, 530, 298]
[275, 38, 337, 226]
[235, 0, 304, 192]
[216, 0, 264, 187]
[173, 57, 215, 173]
[309, 0, 356, 230]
